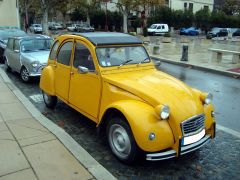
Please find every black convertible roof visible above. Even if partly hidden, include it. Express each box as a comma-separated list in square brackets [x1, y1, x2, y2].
[72, 32, 142, 46]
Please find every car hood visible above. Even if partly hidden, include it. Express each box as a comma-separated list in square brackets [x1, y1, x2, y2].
[22, 51, 49, 64]
[103, 69, 203, 118]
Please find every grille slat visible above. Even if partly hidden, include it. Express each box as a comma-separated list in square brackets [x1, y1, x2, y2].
[181, 114, 205, 136]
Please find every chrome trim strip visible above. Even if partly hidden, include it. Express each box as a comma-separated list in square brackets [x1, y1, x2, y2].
[181, 135, 211, 155]
[146, 135, 211, 161]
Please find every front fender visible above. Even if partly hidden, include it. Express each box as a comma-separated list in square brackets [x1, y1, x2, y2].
[102, 100, 174, 152]
[39, 65, 55, 95]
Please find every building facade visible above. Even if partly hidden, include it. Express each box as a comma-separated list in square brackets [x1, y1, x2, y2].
[168, 0, 214, 13]
[0, 0, 20, 28]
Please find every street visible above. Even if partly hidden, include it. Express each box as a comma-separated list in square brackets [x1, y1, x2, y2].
[1, 62, 239, 179]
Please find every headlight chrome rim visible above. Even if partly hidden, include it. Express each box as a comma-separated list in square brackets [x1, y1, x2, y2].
[160, 105, 170, 120]
[205, 93, 213, 105]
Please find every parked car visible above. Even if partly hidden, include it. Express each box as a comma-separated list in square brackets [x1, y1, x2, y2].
[0, 29, 26, 63]
[49, 23, 63, 30]
[76, 24, 94, 32]
[180, 27, 199, 36]
[232, 29, 240, 37]
[147, 24, 169, 35]
[30, 24, 43, 33]
[67, 24, 80, 32]
[206, 28, 228, 39]
[40, 32, 216, 164]
[4, 35, 53, 82]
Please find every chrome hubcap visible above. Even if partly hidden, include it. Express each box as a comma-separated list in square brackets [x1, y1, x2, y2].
[21, 68, 29, 81]
[109, 124, 131, 159]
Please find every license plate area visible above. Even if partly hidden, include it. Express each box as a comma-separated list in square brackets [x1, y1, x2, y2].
[182, 129, 205, 146]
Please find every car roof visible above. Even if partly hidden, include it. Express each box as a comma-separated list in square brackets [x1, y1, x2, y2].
[67, 32, 142, 46]
[10, 34, 51, 40]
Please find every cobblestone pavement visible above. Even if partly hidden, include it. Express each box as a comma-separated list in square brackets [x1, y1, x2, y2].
[1, 65, 240, 179]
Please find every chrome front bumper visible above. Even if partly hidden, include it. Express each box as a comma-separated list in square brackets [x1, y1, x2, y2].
[146, 135, 211, 161]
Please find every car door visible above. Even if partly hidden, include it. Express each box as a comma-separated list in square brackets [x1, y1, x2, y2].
[54, 40, 74, 101]
[68, 40, 101, 121]
[156, 25, 161, 34]
[5, 38, 14, 68]
[11, 39, 21, 72]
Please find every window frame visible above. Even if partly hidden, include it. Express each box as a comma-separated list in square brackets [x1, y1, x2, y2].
[49, 40, 59, 60]
[56, 40, 73, 66]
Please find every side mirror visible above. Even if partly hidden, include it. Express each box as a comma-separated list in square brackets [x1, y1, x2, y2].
[154, 60, 161, 67]
[78, 66, 89, 74]
[14, 49, 20, 53]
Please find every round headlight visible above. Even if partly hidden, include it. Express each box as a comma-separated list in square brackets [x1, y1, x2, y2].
[205, 93, 213, 105]
[31, 61, 40, 68]
[160, 105, 170, 119]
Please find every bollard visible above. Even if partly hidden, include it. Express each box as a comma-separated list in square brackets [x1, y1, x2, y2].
[181, 45, 188, 61]
[153, 45, 160, 55]
[156, 38, 161, 45]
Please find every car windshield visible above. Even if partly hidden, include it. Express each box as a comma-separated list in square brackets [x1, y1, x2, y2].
[96, 46, 150, 67]
[150, 25, 157, 29]
[34, 24, 41, 27]
[21, 38, 52, 52]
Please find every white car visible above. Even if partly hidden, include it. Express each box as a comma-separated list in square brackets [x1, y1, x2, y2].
[51, 23, 63, 30]
[67, 24, 79, 32]
[148, 24, 169, 35]
[30, 24, 42, 34]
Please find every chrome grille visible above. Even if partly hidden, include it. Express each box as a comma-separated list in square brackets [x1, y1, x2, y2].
[181, 114, 205, 136]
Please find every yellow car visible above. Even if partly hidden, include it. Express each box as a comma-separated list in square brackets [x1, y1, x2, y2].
[40, 32, 216, 164]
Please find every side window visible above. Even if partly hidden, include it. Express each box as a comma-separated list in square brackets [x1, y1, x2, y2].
[49, 41, 59, 60]
[13, 40, 20, 51]
[73, 42, 95, 71]
[157, 26, 161, 29]
[162, 25, 165, 29]
[7, 39, 14, 50]
[57, 41, 73, 65]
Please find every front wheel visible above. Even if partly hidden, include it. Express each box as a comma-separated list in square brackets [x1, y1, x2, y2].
[106, 116, 141, 164]
[42, 91, 57, 108]
[20, 67, 30, 82]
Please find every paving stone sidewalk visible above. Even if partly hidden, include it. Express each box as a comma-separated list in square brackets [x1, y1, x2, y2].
[0, 69, 116, 180]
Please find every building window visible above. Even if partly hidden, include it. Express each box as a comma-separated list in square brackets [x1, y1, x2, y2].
[189, 3, 193, 11]
[204, 6, 209, 11]
[184, 2, 187, 10]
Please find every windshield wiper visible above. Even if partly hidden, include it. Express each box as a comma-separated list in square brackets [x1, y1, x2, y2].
[38, 48, 50, 50]
[119, 59, 133, 66]
[139, 57, 150, 64]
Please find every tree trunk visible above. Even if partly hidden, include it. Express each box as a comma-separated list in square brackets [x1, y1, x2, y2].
[86, 9, 90, 25]
[42, 7, 49, 35]
[123, 10, 128, 33]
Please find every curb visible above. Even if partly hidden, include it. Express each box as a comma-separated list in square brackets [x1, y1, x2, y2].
[150, 55, 240, 78]
[0, 68, 116, 180]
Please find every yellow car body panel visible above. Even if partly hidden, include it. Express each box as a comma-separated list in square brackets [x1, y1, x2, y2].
[40, 33, 215, 159]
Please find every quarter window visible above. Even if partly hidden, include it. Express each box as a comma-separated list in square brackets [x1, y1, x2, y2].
[73, 42, 95, 71]
[13, 40, 20, 51]
[7, 39, 14, 50]
[49, 41, 59, 60]
[57, 41, 73, 65]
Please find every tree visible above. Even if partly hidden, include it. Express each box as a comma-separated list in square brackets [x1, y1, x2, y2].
[195, 8, 211, 30]
[112, 0, 164, 33]
[222, 0, 240, 15]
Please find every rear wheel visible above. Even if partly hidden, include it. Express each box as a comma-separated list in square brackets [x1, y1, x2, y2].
[106, 116, 141, 164]
[42, 91, 57, 108]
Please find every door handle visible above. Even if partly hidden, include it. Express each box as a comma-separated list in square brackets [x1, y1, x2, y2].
[70, 71, 74, 75]
[53, 64, 57, 67]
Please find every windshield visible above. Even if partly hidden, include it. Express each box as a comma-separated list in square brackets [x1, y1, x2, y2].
[34, 24, 41, 27]
[150, 25, 157, 29]
[96, 46, 150, 67]
[21, 39, 52, 52]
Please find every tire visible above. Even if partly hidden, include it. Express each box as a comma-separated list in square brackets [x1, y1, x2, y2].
[42, 90, 57, 108]
[4, 58, 11, 71]
[20, 67, 30, 82]
[106, 116, 141, 164]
